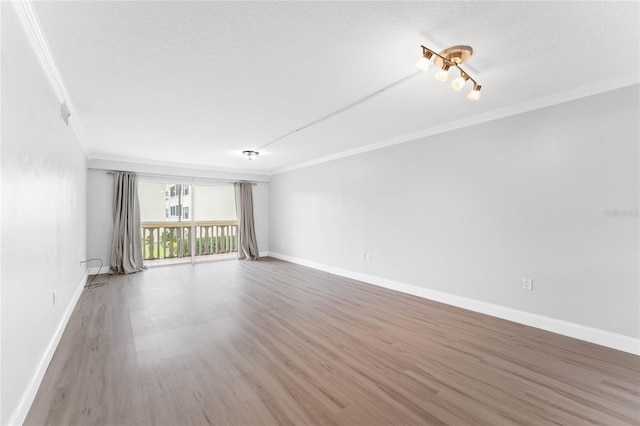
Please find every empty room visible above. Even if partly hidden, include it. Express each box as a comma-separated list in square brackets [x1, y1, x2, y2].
[1, 1, 639, 425]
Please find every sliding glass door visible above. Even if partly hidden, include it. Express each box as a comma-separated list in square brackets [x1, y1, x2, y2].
[138, 181, 237, 266]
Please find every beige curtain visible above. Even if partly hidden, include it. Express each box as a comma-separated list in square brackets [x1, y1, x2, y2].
[110, 172, 144, 274]
[234, 181, 259, 260]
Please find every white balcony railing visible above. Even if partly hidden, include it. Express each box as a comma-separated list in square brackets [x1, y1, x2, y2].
[141, 220, 237, 261]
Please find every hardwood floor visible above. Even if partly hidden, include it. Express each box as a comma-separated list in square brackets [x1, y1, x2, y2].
[26, 258, 639, 425]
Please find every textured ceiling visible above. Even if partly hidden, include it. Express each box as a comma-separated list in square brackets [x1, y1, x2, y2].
[33, 1, 639, 174]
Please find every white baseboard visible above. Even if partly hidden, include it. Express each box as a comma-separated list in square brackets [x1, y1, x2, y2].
[8, 271, 88, 426]
[267, 252, 639, 356]
[259, 251, 270, 258]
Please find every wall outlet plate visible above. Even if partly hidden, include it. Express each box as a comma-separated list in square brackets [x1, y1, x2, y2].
[522, 278, 533, 290]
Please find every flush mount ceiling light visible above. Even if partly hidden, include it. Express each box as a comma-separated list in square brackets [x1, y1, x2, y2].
[416, 45, 482, 100]
[242, 150, 259, 160]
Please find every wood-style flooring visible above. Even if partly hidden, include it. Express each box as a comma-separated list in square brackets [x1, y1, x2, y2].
[26, 258, 640, 425]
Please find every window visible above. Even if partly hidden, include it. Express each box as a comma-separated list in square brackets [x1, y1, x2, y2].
[167, 203, 186, 219]
[139, 181, 235, 266]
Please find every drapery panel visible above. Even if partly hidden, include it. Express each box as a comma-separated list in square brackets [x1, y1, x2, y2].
[110, 172, 144, 274]
[234, 181, 259, 260]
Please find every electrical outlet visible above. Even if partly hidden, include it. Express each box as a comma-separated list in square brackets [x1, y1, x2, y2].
[367, 253, 373, 262]
[52, 291, 56, 306]
[522, 278, 533, 291]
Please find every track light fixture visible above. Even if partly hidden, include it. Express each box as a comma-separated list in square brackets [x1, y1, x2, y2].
[417, 45, 482, 100]
[242, 150, 259, 160]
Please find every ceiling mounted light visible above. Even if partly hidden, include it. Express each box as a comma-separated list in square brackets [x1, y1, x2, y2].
[242, 150, 259, 160]
[417, 44, 482, 100]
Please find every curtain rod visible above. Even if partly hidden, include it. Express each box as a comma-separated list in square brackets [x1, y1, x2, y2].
[106, 170, 257, 185]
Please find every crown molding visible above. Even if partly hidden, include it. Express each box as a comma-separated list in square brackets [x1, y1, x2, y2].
[12, 1, 88, 156]
[271, 75, 639, 175]
[88, 158, 271, 183]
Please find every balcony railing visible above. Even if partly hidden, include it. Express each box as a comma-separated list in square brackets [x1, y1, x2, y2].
[141, 220, 238, 261]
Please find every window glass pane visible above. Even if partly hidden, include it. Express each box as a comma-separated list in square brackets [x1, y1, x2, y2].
[140, 182, 172, 222]
[193, 185, 236, 221]
[193, 185, 237, 262]
[139, 181, 192, 265]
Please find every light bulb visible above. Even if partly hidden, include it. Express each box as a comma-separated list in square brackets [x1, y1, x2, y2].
[415, 56, 431, 71]
[435, 66, 450, 81]
[452, 75, 468, 91]
[467, 85, 482, 100]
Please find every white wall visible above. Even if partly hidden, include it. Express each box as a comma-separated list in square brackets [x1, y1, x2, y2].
[1, 3, 88, 424]
[87, 169, 114, 270]
[87, 163, 269, 266]
[269, 86, 639, 340]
